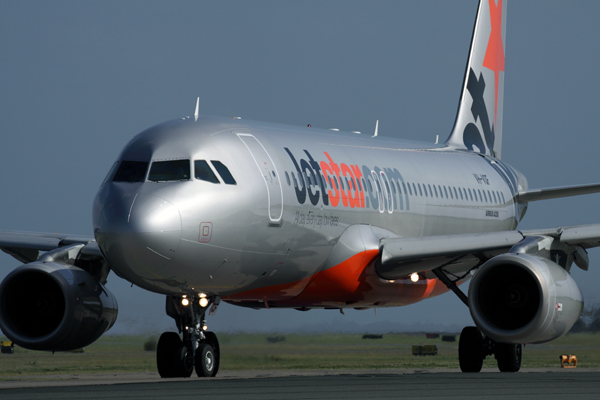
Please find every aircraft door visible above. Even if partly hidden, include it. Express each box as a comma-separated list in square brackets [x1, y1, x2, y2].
[237, 133, 284, 224]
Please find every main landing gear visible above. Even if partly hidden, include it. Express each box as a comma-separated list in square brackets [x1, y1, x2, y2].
[431, 268, 522, 373]
[458, 326, 522, 373]
[157, 295, 221, 378]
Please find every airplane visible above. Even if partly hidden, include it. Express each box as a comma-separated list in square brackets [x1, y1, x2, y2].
[1, 0, 600, 377]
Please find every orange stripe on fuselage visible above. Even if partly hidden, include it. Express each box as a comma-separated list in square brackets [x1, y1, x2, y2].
[223, 249, 455, 308]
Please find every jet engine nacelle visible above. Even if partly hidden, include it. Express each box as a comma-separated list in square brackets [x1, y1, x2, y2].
[0, 261, 118, 351]
[468, 253, 583, 344]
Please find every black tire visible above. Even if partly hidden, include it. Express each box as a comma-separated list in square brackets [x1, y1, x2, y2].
[459, 326, 484, 373]
[157, 332, 193, 378]
[195, 343, 216, 377]
[204, 331, 220, 377]
[176, 343, 194, 378]
[157, 332, 182, 378]
[495, 343, 522, 372]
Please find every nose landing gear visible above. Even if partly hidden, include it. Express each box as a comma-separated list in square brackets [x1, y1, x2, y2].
[157, 295, 220, 378]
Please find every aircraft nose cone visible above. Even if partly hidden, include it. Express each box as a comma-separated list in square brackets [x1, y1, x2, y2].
[96, 192, 182, 278]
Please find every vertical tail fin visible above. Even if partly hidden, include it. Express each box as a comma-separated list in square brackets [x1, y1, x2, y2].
[445, 0, 507, 159]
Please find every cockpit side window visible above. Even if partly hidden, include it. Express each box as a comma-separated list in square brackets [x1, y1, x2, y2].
[113, 161, 149, 182]
[211, 161, 236, 185]
[148, 160, 190, 182]
[194, 160, 220, 183]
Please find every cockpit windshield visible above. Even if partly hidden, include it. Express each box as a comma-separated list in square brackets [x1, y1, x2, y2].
[148, 160, 191, 182]
[113, 161, 149, 182]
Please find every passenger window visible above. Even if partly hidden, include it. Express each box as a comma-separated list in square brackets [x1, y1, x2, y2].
[418, 184, 423, 197]
[194, 160, 219, 183]
[407, 182, 413, 196]
[285, 171, 291, 186]
[402, 182, 408, 195]
[444, 186, 449, 199]
[211, 161, 237, 185]
[501, 192, 506, 204]
[113, 161, 149, 182]
[433, 185, 438, 198]
[292, 172, 298, 188]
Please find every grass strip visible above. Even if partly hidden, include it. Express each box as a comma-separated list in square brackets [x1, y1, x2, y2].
[1, 332, 599, 376]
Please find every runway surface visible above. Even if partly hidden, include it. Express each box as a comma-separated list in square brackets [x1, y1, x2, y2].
[2, 369, 600, 400]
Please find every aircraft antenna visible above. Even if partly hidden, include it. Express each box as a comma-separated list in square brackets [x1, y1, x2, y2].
[372, 120, 379, 138]
[194, 97, 200, 121]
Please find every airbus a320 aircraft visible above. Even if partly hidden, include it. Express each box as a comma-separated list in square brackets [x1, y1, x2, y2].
[1, 0, 599, 377]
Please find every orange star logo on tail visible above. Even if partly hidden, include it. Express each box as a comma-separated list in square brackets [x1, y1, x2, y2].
[482, 0, 504, 127]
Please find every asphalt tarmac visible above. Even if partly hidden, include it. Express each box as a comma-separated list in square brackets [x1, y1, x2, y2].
[2, 369, 600, 400]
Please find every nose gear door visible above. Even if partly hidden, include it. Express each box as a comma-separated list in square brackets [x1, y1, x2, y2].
[237, 133, 283, 225]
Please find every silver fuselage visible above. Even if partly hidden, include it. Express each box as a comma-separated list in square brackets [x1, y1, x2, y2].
[93, 116, 527, 308]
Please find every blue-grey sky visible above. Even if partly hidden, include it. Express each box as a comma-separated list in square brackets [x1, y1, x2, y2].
[2, 1, 600, 335]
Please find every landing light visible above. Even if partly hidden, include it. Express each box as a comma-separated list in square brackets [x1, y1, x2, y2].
[410, 273, 419, 283]
[199, 297, 209, 307]
[202, 325, 208, 331]
[181, 298, 190, 306]
[199, 293, 207, 298]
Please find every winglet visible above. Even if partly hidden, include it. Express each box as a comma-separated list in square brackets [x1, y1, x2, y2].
[194, 97, 200, 121]
[372, 120, 379, 138]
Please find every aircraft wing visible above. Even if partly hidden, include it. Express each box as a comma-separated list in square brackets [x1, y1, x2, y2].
[517, 183, 600, 202]
[521, 224, 600, 251]
[0, 230, 98, 263]
[377, 223, 600, 280]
